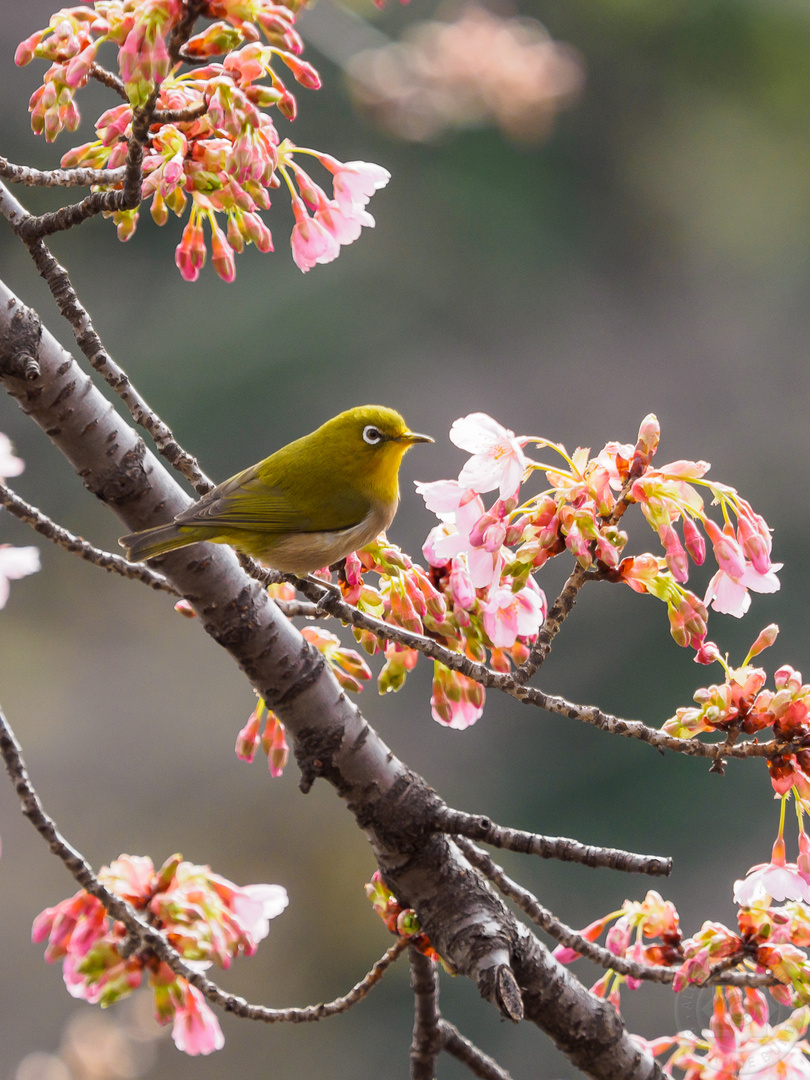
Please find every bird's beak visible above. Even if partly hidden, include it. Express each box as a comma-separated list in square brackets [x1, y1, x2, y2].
[401, 431, 434, 444]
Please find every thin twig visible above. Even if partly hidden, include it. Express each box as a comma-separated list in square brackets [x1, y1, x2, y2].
[0, 697, 408, 1020]
[90, 62, 128, 99]
[0, 157, 127, 189]
[152, 102, 208, 125]
[410, 948, 442, 1080]
[439, 1020, 513, 1080]
[0, 182, 210, 491]
[0, 481, 177, 593]
[513, 563, 590, 684]
[436, 806, 672, 877]
[274, 600, 320, 618]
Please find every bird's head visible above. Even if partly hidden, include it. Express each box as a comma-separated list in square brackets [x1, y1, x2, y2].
[321, 405, 433, 499]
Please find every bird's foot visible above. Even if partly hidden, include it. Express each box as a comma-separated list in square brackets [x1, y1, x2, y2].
[310, 575, 341, 613]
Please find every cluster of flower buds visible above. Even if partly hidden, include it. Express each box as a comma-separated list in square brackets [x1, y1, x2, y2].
[32, 853, 288, 1054]
[556, 868, 810, 1074]
[421, 411, 780, 669]
[561, 801, 810, 1055]
[553, 890, 682, 1010]
[16, 1, 390, 278]
[235, 696, 290, 777]
[364, 871, 441, 963]
[664, 628, 810, 801]
[0, 433, 40, 608]
[635, 987, 810, 1079]
[676, 892, 810, 1009]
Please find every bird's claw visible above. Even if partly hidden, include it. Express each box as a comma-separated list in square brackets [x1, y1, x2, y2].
[310, 575, 341, 613]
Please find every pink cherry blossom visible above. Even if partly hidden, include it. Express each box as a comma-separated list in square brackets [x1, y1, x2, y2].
[290, 199, 339, 272]
[734, 848, 810, 906]
[482, 583, 547, 649]
[0, 545, 41, 608]
[418, 487, 502, 589]
[232, 883, 289, 944]
[328, 160, 391, 212]
[703, 517, 747, 579]
[414, 478, 466, 519]
[450, 413, 529, 499]
[316, 201, 375, 245]
[171, 984, 225, 1055]
[0, 433, 24, 481]
[704, 562, 782, 618]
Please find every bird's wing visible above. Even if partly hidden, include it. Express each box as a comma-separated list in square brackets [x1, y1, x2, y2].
[174, 462, 370, 534]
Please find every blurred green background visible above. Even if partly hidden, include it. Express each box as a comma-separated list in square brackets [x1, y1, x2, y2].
[2, 0, 810, 1076]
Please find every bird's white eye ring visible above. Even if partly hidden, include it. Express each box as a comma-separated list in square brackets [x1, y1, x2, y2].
[363, 425, 384, 445]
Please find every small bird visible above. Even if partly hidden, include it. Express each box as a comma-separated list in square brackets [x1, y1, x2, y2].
[119, 405, 433, 572]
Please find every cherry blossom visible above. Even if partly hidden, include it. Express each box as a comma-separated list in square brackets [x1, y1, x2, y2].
[0, 434, 25, 480]
[734, 860, 810, 906]
[33, 852, 287, 1054]
[450, 412, 529, 499]
[171, 984, 225, 1055]
[705, 561, 783, 618]
[482, 582, 546, 649]
[0, 545, 41, 608]
[315, 157, 391, 211]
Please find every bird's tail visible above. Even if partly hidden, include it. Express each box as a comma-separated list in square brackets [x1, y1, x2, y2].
[119, 522, 197, 562]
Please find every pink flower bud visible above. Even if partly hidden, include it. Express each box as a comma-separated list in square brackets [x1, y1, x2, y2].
[448, 561, 476, 610]
[633, 413, 660, 464]
[693, 640, 721, 665]
[210, 221, 236, 282]
[64, 43, 96, 87]
[116, 210, 138, 242]
[737, 511, 772, 574]
[277, 88, 297, 120]
[279, 53, 321, 90]
[15, 33, 43, 67]
[266, 716, 288, 778]
[659, 524, 688, 583]
[747, 623, 779, 659]
[703, 518, 746, 579]
[681, 516, 705, 565]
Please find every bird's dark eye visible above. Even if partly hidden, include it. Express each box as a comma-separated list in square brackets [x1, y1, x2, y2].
[363, 425, 384, 445]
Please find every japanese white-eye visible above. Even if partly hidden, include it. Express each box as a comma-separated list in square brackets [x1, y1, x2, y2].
[119, 405, 433, 572]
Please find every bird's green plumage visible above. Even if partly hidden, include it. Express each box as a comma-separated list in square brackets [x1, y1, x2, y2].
[119, 405, 432, 572]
